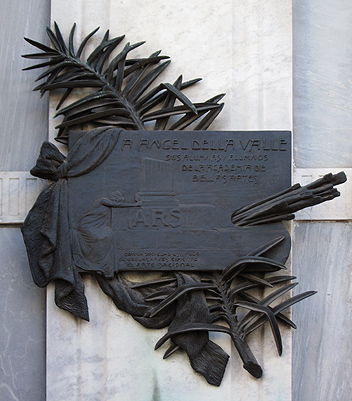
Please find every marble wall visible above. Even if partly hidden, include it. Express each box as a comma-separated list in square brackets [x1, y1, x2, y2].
[292, 1, 352, 400]
[293, 0, 352, 168]
[0, 0, 351, 400]
[0, 0, 49, 172]
[292, 222, 352, 401]
[46, 1, 293, 400]
[0, 1, 49, 400]
[0, 229, 46, 401]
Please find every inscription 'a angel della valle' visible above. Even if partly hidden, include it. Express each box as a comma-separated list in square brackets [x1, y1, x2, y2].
[69, 130, 292, 274]
[21, 23, 348, 386]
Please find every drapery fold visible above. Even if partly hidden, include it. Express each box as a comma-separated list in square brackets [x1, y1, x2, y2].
[22, 127, 121, 320]
[21, 125, 347, 386]
[22, 126, 228, 385]
[166, 274, 229, 386]
[95, 273, 229, 386]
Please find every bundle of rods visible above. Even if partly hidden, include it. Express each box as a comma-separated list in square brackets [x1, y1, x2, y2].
[231, 172, 347, 226]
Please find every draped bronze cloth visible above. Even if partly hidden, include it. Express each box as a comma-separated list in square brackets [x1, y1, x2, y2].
[22, 127, 121, 320]
[21, 127, 229, 386]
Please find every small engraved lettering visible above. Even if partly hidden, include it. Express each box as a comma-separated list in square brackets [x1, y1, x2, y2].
[121, 139, 133, 150]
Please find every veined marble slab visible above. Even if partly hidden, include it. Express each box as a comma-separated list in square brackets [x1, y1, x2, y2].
[293, 0, 352, 169]
[292, 222, 352, 401]
[47, 1, 293, 400]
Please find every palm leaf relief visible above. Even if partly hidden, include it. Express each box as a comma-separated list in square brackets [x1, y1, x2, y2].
[23, 22, 224, 143]
[148, 238, 315, 378]
[24, 23, 342, 385]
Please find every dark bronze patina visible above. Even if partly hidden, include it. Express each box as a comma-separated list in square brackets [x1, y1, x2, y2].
[21, 23, 347, 386]
[68, 130, 292, 273]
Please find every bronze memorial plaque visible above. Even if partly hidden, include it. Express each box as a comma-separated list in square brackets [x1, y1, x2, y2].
[69, 130, 291, 274]
[21, 24, 348, 384]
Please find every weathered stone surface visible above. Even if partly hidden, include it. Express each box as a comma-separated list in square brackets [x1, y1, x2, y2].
[292, 222, 352, 401]
[0, 1, 49, 400]
[0, 229, 46, 401]
[0, 1, 49, 171]
[293, 0, 352, 169]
